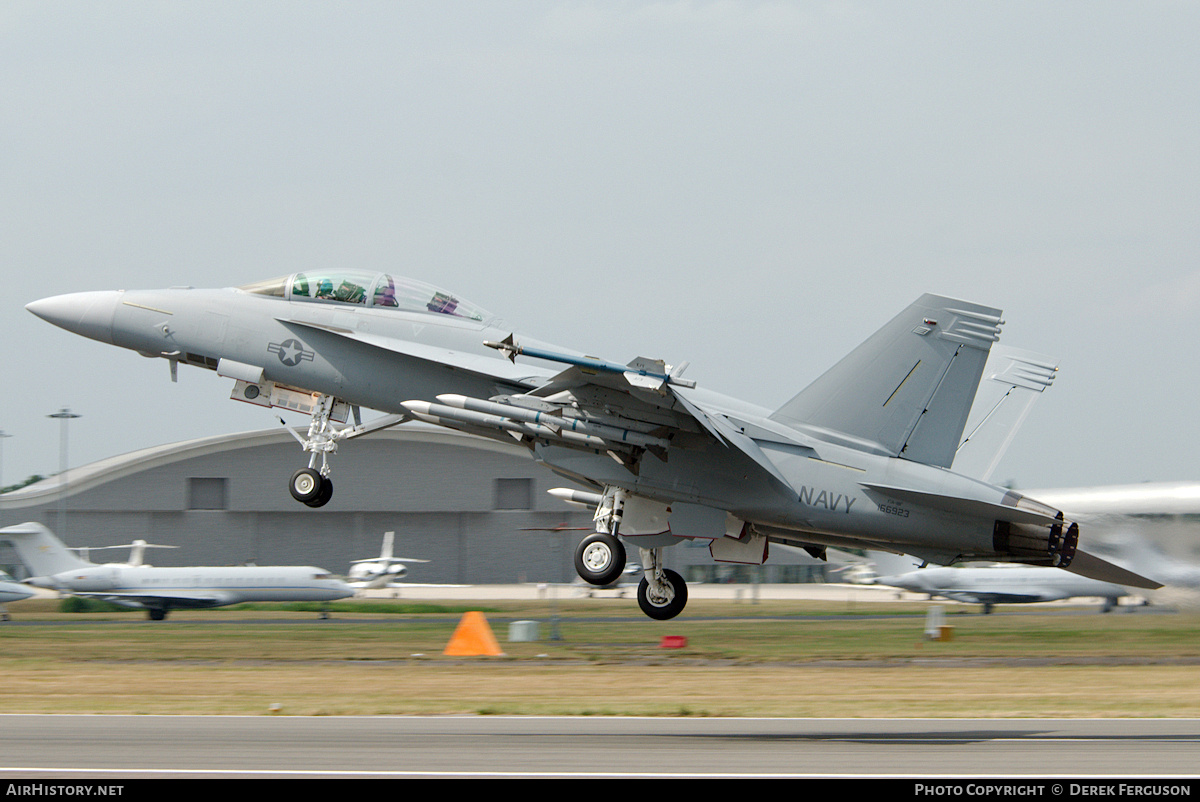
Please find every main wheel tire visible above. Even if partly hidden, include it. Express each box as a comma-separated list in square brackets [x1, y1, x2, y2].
[637, 568, 688, 620]
[305, 477, 334, 508]
[290, 468, 323, 503]
[573, 532, 626, 586]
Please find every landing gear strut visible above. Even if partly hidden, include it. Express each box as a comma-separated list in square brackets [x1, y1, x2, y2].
[282, 394, 351, 508]
[573, 487, 628, 586]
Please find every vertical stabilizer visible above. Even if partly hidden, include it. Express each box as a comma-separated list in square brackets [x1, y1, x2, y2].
[770, 295, 1002, 468]
[381, 531, 394, 561]
[0, 522, 93, 577]
[953, 346, 1058, 481]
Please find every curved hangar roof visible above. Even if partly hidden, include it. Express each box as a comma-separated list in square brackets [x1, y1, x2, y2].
[0, 424, 538, 512]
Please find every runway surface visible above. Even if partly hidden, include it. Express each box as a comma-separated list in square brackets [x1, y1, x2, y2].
[0, 715, 1197, 778]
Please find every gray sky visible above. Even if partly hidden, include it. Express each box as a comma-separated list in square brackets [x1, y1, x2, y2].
[2, 1, 1198, 493]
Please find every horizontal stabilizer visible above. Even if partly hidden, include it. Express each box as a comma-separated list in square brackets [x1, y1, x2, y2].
[1065, 550, 1163, 590]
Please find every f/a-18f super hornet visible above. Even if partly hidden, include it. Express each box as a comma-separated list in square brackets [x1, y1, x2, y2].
[26, 270, 1161, 619]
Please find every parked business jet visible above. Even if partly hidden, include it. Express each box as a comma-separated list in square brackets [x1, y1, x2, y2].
[347, 531, 429, 588]
[0, 522, 353, 620]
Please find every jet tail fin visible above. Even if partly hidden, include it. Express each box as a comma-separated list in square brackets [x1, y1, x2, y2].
[771, 295, 1003, 468]
[381, 531, 394, 560]
[0, 522, 92, 577]
[953, 346, 1059, 481]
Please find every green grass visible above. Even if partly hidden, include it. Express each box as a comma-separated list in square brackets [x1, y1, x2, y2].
[2, 597, 1199, 717]
[225, 601, 497, 615]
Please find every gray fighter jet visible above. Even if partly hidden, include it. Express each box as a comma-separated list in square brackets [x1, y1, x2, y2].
[26, 271, 1161, 619]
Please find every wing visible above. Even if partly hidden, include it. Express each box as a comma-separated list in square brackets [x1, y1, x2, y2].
[399, 341, 799, 490]
[349, 558, 429, 565]
[938, 590, 1051, 605]
[395, 297, 1006, 496]
[73, 590, 235, 609]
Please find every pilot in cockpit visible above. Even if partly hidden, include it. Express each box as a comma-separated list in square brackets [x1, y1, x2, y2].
[374, 279, 397, 307]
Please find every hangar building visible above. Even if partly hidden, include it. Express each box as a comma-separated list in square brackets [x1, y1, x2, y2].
[0, 426, 828, 585]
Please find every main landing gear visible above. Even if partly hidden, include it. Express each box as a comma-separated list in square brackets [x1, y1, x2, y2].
[571, 487, 689, 621]
[635, 548, 688, 621]
[574, 532, 626, 587]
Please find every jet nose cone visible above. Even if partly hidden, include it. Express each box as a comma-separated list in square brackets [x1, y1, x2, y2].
[26, 291, 121, 345]
[3, 583, 36, 601]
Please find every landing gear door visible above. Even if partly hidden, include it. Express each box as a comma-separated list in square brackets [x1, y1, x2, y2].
[230, 379, 350, 423]
[710, 528, 769, 565]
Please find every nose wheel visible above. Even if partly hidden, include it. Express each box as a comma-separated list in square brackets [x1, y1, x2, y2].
[289, 468, 333, 508]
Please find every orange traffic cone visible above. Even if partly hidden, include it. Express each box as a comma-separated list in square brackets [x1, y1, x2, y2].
[443, 611, 505, 656]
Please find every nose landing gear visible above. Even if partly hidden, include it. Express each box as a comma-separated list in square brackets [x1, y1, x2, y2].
[281, 393, 350, 508]
[289, 467, 334, 508]
[270, 390, 407, 508]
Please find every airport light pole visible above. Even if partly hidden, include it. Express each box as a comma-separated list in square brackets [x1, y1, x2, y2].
[47, 409, 81, 538]
[0, 430, 10, 492]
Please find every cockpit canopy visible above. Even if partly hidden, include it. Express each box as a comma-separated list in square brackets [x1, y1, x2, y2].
[238, 271, 491, 322]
